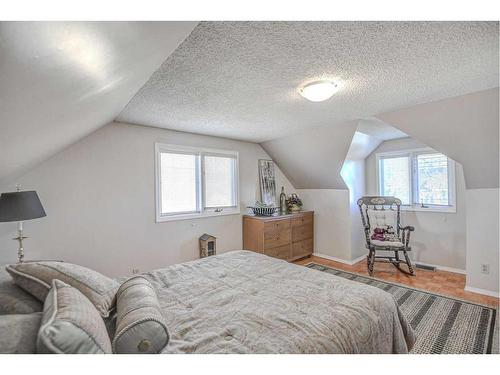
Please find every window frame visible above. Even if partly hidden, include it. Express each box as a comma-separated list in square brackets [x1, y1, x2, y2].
[376, 147, 456, 213]
[155, 143, 240, 222]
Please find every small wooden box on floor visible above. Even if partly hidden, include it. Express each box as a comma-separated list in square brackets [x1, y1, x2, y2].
[243, 211, 314, 261]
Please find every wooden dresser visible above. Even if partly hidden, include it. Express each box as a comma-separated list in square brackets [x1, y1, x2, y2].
[242, 211, 314, 262]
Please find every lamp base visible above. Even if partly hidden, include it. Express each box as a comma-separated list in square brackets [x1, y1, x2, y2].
[12, 229, 28, 263]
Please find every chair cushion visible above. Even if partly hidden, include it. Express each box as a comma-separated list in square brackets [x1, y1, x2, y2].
[366, 209, 397, 235]
[112, 276, 169, 354]
[6, 261, 119, 317]
[37, 280, 112, 354]
[370, 239, 404, 248]
[0, 312, 42, 353]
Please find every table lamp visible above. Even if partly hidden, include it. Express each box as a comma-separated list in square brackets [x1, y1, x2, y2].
[0, 188, 46, 263]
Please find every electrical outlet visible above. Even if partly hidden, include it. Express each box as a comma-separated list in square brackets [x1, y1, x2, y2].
[132, 268, 140, 275]
[481, 264, 490, 274]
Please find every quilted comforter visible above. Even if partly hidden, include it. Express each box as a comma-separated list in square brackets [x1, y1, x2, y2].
[139, 250, 415, 354]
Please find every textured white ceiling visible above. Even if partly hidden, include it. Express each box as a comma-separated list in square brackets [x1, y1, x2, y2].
[0, 21, 197, 182]
[118, 21, 499, 143]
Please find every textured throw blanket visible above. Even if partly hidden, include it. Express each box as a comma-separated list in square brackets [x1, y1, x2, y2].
[136, 250, 415, 354]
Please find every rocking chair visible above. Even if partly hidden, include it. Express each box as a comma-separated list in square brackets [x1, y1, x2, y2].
[357, 196, 415, 276]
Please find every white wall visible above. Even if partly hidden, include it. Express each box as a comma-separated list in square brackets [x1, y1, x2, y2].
[297, 189, 351, 260]
[0, 122, 294, 277]
[340, 131, 383, 261]
[341, 160, 368, 260]
[465, 189, 499, 296]
[365, 137, 467, 271]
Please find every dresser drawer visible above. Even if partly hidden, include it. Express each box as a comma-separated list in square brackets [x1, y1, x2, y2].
[264, 219, 290, 234]
[264, 228, 291, 249]
[264, 244, 291, 260]
[292, 223, 313, 242]
[292, 238, 313, 258]
[291, 213, 313, 227]
[242, 212, 313, 261]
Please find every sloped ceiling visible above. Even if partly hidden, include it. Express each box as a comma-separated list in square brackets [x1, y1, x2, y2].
[345, 118, 408, 160]
[263, 88, 500, 190]
[118, 21, 498, 143]
[261, 119, 403, 189]
[0, 21, 197, 182]
[1, 22, 497, 192]
[345, 132, 382, 161]
[356, 118, 407, 142]
[261, 121, 359, 189]
[377, 88, 499, 189]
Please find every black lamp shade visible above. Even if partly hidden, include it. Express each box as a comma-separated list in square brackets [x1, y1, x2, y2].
[0, 191, 46, 222]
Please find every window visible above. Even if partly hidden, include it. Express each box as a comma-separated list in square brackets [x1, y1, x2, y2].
[377, 148, 456, 212]
[155, 144, 239, 221]
[379, 156, 411, 205]
[203, 155, 237, 208]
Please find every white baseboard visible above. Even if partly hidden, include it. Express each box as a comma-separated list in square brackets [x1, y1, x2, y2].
[350, 254, 367, 264]
[313, 253, 466, 275]
[313, 252, 366, 266]
[464, 285, 499, 298]
[414, 261, 466, 275]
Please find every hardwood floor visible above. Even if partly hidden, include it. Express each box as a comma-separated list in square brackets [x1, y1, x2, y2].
[294, 255, 499, 308]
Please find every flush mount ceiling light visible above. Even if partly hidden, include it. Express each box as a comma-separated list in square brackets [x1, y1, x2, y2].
[298, 80, 340, 102]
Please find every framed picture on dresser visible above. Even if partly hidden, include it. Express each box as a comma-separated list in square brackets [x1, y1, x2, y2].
[258, 159, 277, 206]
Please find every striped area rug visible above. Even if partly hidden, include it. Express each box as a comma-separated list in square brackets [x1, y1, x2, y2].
[306, 263, 497, 354]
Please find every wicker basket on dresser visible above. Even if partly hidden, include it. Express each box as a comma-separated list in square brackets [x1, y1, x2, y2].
[242, 211, 314, 261]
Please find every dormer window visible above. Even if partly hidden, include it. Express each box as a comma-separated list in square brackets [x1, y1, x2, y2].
[376, 148, 456, 213]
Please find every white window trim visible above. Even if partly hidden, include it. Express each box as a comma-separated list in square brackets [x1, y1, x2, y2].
[375, 147, 456, 213]
[155, 143, 240, 222]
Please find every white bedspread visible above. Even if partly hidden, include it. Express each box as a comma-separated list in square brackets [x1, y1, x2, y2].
[139, 250, 415, 354]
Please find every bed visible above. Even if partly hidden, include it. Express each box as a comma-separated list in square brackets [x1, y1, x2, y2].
[1, 250, 415, 354]
[137, 250, 415, 353]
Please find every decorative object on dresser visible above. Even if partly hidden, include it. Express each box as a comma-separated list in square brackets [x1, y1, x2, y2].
[258, 159, 277, 205]
[247, 201, 279, 216]
[243, 211, 314, 261]
[199, 233, 216, 258]
[286, 193, 303, 213]
[357, 196, 415, 276]
[0, 186, 47, 263]
[279, 186, 287, 214]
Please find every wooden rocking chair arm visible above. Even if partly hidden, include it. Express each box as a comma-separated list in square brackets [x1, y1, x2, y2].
[399, 225, 414, 232]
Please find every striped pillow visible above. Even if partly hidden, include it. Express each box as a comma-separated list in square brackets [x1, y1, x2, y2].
[37, 279, 112, 354]
[112, 276, 169, 354]
[6, 261, 118, 318]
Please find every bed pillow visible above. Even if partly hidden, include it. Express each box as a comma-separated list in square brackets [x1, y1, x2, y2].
[0, 269, 42, 315]
[0, 312, 42, 353]
[37, 279, 112, 354]
[112, 276, 169, 354]
[6, 261, 119, 317]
